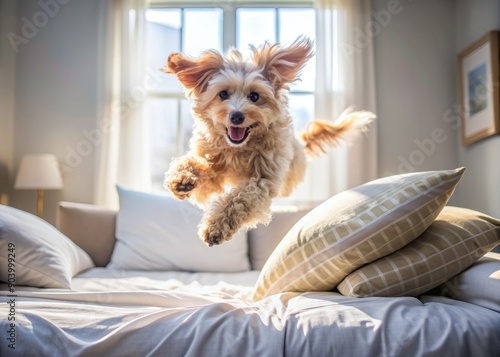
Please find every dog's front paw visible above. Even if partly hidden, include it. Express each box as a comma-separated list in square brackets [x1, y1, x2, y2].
[164, 172, 198, 200]
[198, 220, 232, 247]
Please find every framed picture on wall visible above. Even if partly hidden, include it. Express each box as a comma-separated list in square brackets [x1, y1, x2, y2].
[457, 30, 500, 146]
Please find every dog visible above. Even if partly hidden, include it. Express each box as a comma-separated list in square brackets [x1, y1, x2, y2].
[163, 37, 375, 246]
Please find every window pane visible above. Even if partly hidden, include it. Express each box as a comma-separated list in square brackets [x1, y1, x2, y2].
[145, 98, 179, 191]
[278, 8, 315, 43]
[183, 8, 223, 55]
[237, 8, 276, 52]
[146, 8, 181, 29]
[180, 99, 195, 153]
[279, 8, 316, 92]
[146, 9, 182, 93]
[288, 94, 315, 132]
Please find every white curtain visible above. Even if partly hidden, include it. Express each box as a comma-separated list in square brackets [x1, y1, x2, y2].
[95, 0, 151, 208]
[301, 0, 377, 201]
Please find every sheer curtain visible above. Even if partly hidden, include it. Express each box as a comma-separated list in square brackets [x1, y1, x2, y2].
[95, 0, 151, 208]
[306, 0, 377, 200]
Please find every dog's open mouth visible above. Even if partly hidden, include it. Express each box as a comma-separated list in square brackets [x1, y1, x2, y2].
[226, 123, 259, 145]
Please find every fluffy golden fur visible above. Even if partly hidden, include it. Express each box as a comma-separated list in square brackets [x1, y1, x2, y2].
[163, 37, 374, 246]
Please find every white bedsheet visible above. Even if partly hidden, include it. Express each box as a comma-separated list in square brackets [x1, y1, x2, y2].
[1, 269, 499, 357]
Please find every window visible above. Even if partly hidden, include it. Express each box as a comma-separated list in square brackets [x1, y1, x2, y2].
[145, 2, 315, 191]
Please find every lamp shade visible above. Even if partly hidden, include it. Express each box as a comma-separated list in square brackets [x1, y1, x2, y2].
[15, 154, 63, 190]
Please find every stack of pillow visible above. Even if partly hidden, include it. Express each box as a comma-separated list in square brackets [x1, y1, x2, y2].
[253, 167, 500, 301]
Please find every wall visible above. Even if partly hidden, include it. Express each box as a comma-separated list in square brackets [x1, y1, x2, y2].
[0, 0, 17, 205]
[373, 0, 459, 185]
[10, 0, 102, 224]
[455, 0, 500, 218]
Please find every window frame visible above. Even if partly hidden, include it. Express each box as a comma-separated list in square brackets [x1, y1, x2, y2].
[146, 1, 315, 189]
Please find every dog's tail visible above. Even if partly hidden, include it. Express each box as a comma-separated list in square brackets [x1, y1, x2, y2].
[299, 109, 376, 157]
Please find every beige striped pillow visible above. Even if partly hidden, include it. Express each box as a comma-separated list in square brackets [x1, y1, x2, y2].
[337, 206, 500, 297]
[252, 168, 465, 301]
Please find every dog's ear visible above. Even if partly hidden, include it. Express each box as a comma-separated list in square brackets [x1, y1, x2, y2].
[251, 37, 313, 90]
[163, 50, 224, 97]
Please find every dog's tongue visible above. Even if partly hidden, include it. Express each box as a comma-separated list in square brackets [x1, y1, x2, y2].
[228, 126, 245, 141]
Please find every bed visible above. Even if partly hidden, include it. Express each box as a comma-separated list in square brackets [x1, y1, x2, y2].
[1, 168, 499, 356]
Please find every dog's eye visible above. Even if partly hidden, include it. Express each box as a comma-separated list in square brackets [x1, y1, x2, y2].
[248, 92, 259, 102]
[219, 91, 230, 100]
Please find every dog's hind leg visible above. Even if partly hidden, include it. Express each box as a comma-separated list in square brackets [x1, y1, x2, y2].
[164, 154, 224, 205]
[198, 177, 280, 246]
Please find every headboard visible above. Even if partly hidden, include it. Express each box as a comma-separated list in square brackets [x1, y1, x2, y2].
[56, 201, 117, 267]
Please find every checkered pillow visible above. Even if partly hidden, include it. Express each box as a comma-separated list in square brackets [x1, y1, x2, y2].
[252, 168, 465, 301]
[337, 206, 500, 297]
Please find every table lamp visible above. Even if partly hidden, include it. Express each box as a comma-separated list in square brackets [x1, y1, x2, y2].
[14, 154, 63, 217]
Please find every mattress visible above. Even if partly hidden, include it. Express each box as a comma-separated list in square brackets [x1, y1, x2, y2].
[1, 269, 499, 357]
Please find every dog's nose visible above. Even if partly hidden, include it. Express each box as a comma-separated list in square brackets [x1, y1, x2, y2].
[230, 111, 245, 125]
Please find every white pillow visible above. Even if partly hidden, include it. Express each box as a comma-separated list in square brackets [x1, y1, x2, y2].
[432, 252, 500, 313]
[108, 186, 251, 272]
[0, 205, 94, 289]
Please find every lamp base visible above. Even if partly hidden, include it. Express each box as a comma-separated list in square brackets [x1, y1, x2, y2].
[37, 189, 44, 217]
[0, 193, 8, 206]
